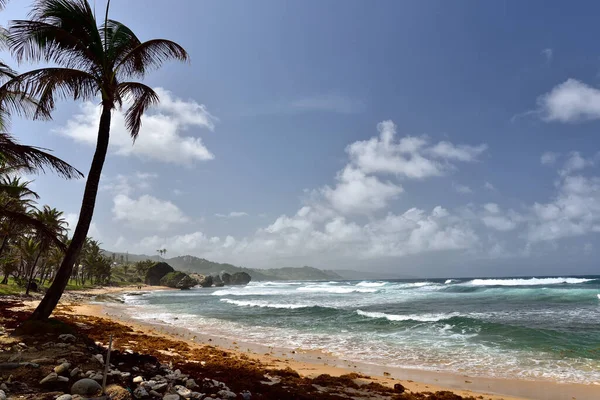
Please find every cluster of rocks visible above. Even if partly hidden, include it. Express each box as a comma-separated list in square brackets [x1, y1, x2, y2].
[130, 368, 251, 400]
[0, 332, 254, 400]
[144, 263, 252, 291]
[192, 272, 251, 288]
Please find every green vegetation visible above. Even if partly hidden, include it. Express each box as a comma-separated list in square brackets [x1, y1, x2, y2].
[160, 271, 188, 287]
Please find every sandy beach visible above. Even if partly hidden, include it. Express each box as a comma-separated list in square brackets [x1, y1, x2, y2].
[44, 285, 600, 400]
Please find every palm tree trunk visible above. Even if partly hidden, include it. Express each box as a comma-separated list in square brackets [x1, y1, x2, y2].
[25, 250, 42, 296]
[30, 105, 112, 320]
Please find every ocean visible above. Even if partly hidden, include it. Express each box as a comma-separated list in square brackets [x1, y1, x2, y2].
[118, 276, 600, 384]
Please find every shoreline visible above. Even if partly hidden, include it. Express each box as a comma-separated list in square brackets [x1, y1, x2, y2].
[66, 286, 600, 400]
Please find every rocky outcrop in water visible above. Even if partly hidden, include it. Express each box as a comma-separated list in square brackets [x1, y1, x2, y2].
[144, 262, 174, 286]
[221, 272, 232, 285]
[230, 272, 251, 285]
[176, 275, 197, 290]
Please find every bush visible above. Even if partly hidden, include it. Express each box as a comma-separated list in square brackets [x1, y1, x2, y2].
[159, 271, 188, 288]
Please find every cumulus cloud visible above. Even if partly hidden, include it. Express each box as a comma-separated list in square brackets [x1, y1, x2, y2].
[112, 194, 189, 229]
[215, 211, 249, 218]
[133, 205, 478, 263]
[453, 183, 473, 194]
[480, 203, 520, 231]
[55, 88, 216, 165]
[321, 166, 403, 214]
[527, 175, 600, 242]
[100, 172, 158, 196]
[536, 79, 600, 122]
[65, 213, 102, 240]
[541, 151, 559, 166]
[346, 121, 486, 179]
[483, 181, 496, 191]
[559, 151, 595, 176]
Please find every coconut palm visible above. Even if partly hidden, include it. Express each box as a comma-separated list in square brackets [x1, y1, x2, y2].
[24, 205, 66, 293]
[7, 0, 189, 319]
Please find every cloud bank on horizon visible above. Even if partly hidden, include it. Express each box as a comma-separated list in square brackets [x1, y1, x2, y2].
[54, 82, 600, 273]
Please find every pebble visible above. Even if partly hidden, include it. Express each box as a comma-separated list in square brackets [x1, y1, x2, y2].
[56, 395, 72, 400]
[240, 390, 252, 400]
[163, 395, 179, 400]
[93, 354, 104, 365]
[0, 389, 5, 400]
[71, 378, 102, 396]
[185, 378, 199, 389]
[70, 367, 81, 377]
[217, 389, 237, 399]
[54, 362, 71, 374]
[175, 385, 192, 398]
[0, 384, 6, 391]
[39, 372, 58, 384]
[133, 386, 149, 399]
[90, 373, 103, 382]
[58, 334, 76, 343]
[133, 376, 144, 383]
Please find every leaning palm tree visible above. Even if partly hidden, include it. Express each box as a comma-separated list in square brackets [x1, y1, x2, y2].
[7, 0, 189, 320]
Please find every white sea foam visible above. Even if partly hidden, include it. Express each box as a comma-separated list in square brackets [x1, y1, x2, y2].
[356, 309, 458, 322]
[444, 279, 455, 284]
[467, 277, 593, 286]
[297, 286, 378, 294]
[221, 299, 312, 309]
[597, 294, 600, 300]
[356, 281, 387, 287]
[211, 289, 289, 296]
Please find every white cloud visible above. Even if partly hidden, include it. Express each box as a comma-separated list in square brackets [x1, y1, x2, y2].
[55, 88, 216, 165]
[479, 203, 520, 231]
[527, 175, 600, 241]
[215, 211, 249, 218]
[453, 183, 473, 194]
[541, 48, 553, 62]
[483, 181, 496, 191]
[559, 151, 594, 176]
[346, 121, 486, 179]
[426, 141, 488, 162]
[133, 205, 478, 263]
[321, 166, 403, 214]
[541, 151, 559, 166]
[65, 213, 102, 240]
[100, 172, 158, 196]
[112, 194, 189, 229]
[536, 79, 600, 122]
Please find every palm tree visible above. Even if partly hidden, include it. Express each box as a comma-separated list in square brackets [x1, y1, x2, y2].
[7, 0, 189, 319]
[25, 205, 66, 293]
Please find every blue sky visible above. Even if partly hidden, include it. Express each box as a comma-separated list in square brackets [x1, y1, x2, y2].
[2, 0, 600, 276]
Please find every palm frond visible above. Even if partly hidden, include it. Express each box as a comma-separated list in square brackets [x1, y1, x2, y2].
[9, 0, 103, 68]
[115, 39, 189, 78]
[8, 19, 101, 72]
[0, 133, 83, 179]
[117, 82, 158, 140]
[0, 0, 8, 11]
[0, 206, 66, 251]
[0, 86, 45, 130]
[101, 19, 140, 67]
[7, 68, 98, 118]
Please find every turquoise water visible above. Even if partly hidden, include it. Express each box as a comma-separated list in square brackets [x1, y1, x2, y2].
[120, 276, 600, 384]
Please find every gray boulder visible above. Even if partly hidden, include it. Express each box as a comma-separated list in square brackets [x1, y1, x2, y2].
[230, 272, 251, 285]
[144, 262, 175, 286]
[197, 275, 213, 288]
[71, 378, 102, 396]
[212, 275, 224, 287]
[176, 275, 197, 290]
[220, 272, 231, 285]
